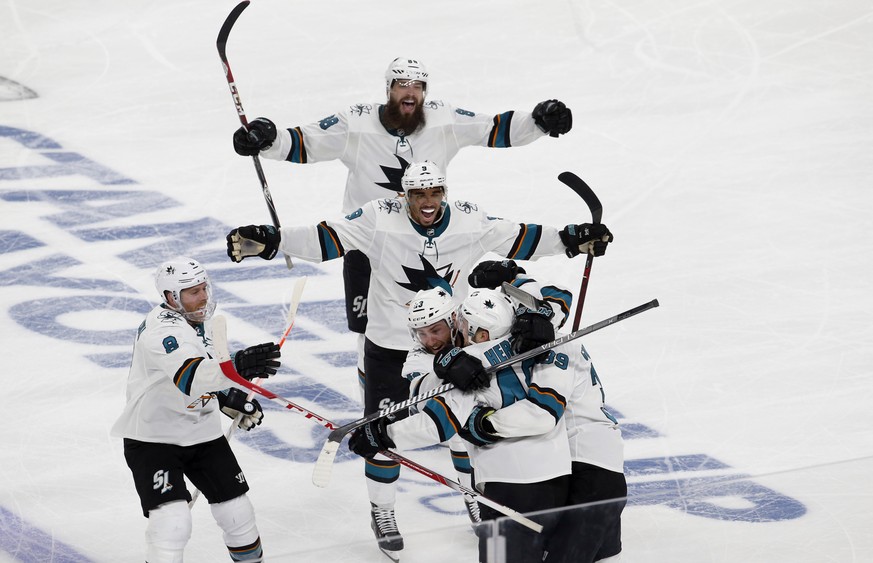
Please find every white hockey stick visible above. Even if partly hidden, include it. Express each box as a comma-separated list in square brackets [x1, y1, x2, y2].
[209, 315, 543, 533]
[312, 298, 660, 488]
[190, 277, 307, 508]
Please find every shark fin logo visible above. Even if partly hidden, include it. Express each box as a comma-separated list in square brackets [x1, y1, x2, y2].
[376, 154, 411, 192]
[396, 254, 454, 293]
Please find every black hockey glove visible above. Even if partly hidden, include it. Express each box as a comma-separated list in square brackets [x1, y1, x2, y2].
[434, 347, 490, 392]
[559, 223, 613, 258]
[532, 99, 573, 137]
[468, 259, 526, 289]
[459, 405, 502, 447]
[232, 117, 277, 156]
[511, 301, 556, 356]
[233, 342, 281, 380]
[226, 224, 281, 263]
[348, 418, 396, 459]
[216, 387, 264, 431]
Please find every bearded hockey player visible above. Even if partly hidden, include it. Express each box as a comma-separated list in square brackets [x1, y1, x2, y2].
[226, 161, 612, 559]
[231, 57, 574, 431]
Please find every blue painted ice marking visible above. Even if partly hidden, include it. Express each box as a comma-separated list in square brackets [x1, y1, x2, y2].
[0, 125, 62, 149]
[0, 189, 174, 228]
[11, 295, 152, 345]
[0, 230, 43, 254]
[628, 473, 806, 521]
[0, 504, 95, 562]
[0, 254, 135, 292]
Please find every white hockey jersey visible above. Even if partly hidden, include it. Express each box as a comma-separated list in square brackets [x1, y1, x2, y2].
[278, 198, 567, 351]
[561, 343, 625, 473]
[390, 337, 572, 487]
[111, 305, 234, 446]
[262, 100, 547, 213]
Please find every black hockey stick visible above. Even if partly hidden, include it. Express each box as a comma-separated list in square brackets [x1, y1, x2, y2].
[558, 171, 602, 330]
[217, 1, 292, 269]
[312, 298, 659, 487]
[209, 315, 543, 533]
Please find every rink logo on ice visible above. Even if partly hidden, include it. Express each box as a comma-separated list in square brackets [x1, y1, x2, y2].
[0, 125, 806, 526]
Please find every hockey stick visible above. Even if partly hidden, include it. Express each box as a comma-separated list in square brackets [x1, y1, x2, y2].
[209, 315, 543, 533]
[190, 277, 308, 507]
[217, 1, 293, 270]
[558, 172, 602, 331]
[312, 298, 659, 487]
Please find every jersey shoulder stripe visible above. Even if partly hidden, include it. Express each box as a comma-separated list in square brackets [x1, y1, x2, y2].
[173, 357, 205, 395]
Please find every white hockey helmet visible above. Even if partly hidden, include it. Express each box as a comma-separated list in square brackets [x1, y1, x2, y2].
[407, 286, 457, 345]
[154, 257, 216, 322]
[459, 289, 515, 343]
[385, 57, 429, 94]
[401, 160, 446, 194]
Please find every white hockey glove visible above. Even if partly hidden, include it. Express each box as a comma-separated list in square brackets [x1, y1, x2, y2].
[216, 388, 264, 431]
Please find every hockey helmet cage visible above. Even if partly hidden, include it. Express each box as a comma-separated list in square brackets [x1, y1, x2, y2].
[401, 160, 446, 193]
[385, 57, 429, 94]
[154, 257, 216, 321]
[459, 288, 515, 343]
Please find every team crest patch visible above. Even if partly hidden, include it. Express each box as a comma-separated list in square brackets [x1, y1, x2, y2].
[454, 200, 478, 214]
[349, 103, 372, 116]
[378, 199, 403, 214]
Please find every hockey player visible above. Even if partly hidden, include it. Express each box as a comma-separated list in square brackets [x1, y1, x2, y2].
[111, 258, 282, 563]
[350, 288, 573, 563]
[225, 160, 612, 558]
[231, 56, 573, 406]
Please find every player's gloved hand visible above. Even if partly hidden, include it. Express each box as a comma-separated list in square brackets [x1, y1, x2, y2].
[216, 387, 264, 431]
[511, 300, 556, 356]
[233, 342, 281, 380]
[233, 117, 277, 156]
[532, 99, 573, 137]
[348, 418, 395, 459]
[468, 259, 525, 289]
[559, 223, 613, 258]
[434, 347, 490, 392]
[459, 405, 502, 447]
[226, 225, 280, 263]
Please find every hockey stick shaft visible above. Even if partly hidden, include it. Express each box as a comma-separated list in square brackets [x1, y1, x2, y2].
[191, 277, 307, 507]
[558, 171, 603, 331]
[217, 1, 292, 270]
[209, 316, 541, 532]
[312, 298, 659, 487]
[229, 275, 308, 430]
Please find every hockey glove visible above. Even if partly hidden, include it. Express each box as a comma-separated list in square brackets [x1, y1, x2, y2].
[226, 224, 281, 263]
[459, 405, 502, 447]
[216, 387, 264, 431]
[233, 342, 281, 380]
[468, 259, 525, 289]
[511, 301, 556, 356]
[532, 99, 573, 137]
[232, 117, 277, 156]
[434, 347, 490, 392]
[559, 223, 613, 258]
[348, 418, 396, 459]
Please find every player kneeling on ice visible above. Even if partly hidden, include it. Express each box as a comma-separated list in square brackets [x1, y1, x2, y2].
[225, 160, 612, 559]
[111, 258, 281, 563]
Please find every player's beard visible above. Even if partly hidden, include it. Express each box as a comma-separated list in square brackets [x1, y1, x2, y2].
[383, 98, 426, 135]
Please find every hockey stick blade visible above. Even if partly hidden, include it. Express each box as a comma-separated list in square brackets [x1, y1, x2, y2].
[217, 1, 250, 58]
[312, 298, 659, 487]
[558, 171, 602, 224]
[217, 1, 293, 270]
[500, 281, 540, 310]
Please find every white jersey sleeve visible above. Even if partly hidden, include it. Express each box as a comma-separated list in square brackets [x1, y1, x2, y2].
[258, 101, 548, 213]
[111, 306, 227, 446]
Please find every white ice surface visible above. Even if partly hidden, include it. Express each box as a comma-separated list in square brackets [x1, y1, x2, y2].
[1, 0, 872, 561]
